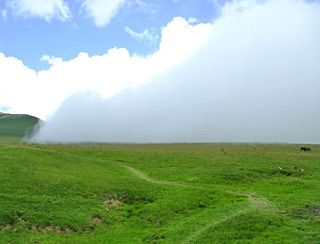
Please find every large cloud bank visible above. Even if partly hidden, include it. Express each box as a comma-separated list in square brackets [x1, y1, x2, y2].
[0, 17, 211, 119]
[25, 0, 320, 143]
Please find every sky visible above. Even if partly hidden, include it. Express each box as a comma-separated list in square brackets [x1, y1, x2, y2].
[1, 0, 320, 144]
[0, 0, 216, 71]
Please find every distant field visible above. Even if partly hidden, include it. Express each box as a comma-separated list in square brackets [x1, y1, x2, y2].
[0, 113, 39, 142]
[0, 142, 319, 243]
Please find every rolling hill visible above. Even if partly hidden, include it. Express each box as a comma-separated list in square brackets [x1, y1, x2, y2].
[0, 112, 40, 141]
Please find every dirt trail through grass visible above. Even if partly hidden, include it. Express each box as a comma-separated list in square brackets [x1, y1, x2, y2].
[119, 162, 275, 243]
[180, 207, 250, 244]
[7, 144, 276, 242]
[180, 194, 274, 244]
[119, 163, 206, 189]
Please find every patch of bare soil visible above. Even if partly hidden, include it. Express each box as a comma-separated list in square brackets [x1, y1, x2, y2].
[92, 215, 103, 225]
[2, 223, 13, 231]
[42, 225, 55, 233]
[104, 198, 122, 212]
[30, 224, 74, 234]
[1, 222, 75, 234]
[286, 206, 320, 221]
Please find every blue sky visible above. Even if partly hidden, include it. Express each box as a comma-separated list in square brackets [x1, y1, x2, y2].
[0, 0, 220, 71]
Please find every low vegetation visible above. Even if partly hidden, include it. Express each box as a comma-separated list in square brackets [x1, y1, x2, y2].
[0, 142, 319, 243]
[0, 113, 39, 142]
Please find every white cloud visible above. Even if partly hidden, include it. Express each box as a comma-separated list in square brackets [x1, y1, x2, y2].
[156, 17, 212, 68]
[1, 10, 7, 19]
[0, 17, 211, 120]
[124, 26, 158, 43]
[81, 0, 127, 27]
[187, 17, 198, 24]
[0, 53, 39, 116]
[40, 55, 56, 65]
[133, 0, 157, 14]
[7, 0, 71, 22]
[31, 0, 320, 144]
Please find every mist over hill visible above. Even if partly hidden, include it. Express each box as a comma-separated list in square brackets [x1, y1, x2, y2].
[0, 112, 40, 141]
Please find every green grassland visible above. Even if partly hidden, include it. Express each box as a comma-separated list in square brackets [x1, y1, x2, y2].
[0, 113, 39, 142]
[0, 141, 319, 243]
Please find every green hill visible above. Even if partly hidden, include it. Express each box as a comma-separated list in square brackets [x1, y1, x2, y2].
[0, 112, 40, 141]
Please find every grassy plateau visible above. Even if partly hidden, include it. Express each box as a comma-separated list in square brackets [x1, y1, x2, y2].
[0, 140, 319, 243]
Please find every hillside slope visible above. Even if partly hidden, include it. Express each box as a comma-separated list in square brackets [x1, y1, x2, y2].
[0, 112, 40, 140]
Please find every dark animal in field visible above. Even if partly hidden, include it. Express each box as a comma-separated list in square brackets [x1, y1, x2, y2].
[301, 147, 311, 151]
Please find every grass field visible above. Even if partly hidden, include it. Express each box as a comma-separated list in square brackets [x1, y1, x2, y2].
[0, 141, 319, 243]
[0, 113, 39, 142]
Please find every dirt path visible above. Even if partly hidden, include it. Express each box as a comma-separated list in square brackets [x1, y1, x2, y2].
[180, 207, 249, 244]
[118, 162, 275, 243]
[119, 163, 207, 189]
[181, 193, 274, 244]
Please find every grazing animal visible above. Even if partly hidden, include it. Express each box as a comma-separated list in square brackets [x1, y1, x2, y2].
[301, 147, 311, 151]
